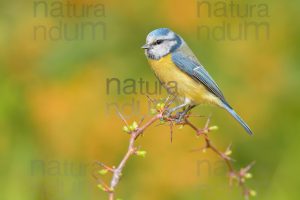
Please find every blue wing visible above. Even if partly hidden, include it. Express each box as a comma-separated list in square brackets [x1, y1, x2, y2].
[171, 50, 253, 135]
[171, 51, 230, 108]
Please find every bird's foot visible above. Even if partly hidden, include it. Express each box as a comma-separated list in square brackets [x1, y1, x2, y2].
[163, 109, 173, 119]
[174, 111, 188, 124]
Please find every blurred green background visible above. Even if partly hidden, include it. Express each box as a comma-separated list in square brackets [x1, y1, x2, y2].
[1, 0, 300, 199]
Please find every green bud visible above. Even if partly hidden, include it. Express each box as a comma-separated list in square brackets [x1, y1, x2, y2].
[156, 103, 161, 110]
[249, 189, 257, 197]
[132, 121, 138, 130]
[156, 103, 165, 110]
[225, 150, 232, 156]
[123, 126, 130, 133]
[129, 125, 134, 131]
[159, 120, 165, 124]
[97, 184, 106, 191]
[209, 126, 218, 131]
[150, 108, 157, 115]
[136, 150, 147, 158]
[98, 169, 108, 175]
[245, 173, 253, 179]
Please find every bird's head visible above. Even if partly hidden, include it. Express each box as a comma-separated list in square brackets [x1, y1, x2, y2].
[142, 28, 182, 60]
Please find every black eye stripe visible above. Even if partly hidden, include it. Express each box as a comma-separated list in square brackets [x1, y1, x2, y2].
[153, 40, 163, 45]
[156, 40, 163, 44]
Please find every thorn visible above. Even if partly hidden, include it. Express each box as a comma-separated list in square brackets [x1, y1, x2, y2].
[95, 162, 114, 172]
[145, 95, 156, 104]
[204, 115, 211, 129]
[187, 114, 205, 118]
[115, 107, 129, 127]
[241, 161, 256, 174]
[189, 146, 206, 153]
[224, 143, 232, 156]
[228, 171, 236, 187]
[165, 95, 177, 109]
[93, 173, 111, 192]
[138, 116, 145, 126]
[164, 95, 171, 104]
[169, 122, 173, 143]
[220, 152, 234, 161]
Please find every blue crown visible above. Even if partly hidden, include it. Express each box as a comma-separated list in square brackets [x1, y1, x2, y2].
[148, 28, 171, 37]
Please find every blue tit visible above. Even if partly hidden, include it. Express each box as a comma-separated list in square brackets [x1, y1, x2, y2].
[142, 28, 252, 135]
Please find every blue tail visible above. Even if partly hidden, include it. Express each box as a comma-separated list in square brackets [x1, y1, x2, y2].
[222, 103, 253, 135]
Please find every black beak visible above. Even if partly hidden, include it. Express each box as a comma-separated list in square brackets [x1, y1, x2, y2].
[141, 44, 150, 49]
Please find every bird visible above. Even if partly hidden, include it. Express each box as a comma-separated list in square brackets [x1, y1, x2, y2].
[142, 28, 253, 135]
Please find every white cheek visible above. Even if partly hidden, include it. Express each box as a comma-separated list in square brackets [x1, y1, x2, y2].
[152, 41, 177, 57]
[152, 46, 169, 57]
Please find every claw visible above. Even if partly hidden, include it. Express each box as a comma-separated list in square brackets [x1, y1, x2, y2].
[163, 110, 172, 118]
[174, 111, 187, 123]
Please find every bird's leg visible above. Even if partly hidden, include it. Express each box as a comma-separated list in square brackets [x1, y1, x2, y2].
[164, 103, 188, 118]
[176, 105, 196, 123]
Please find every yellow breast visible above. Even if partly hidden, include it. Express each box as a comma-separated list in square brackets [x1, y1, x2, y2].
[148, 54, 220, 105]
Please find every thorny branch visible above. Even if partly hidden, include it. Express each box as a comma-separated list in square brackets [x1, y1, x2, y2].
[94, 96, 256, 200]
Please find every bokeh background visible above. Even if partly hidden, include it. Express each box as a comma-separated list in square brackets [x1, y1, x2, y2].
[1, 0, 300, 200]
